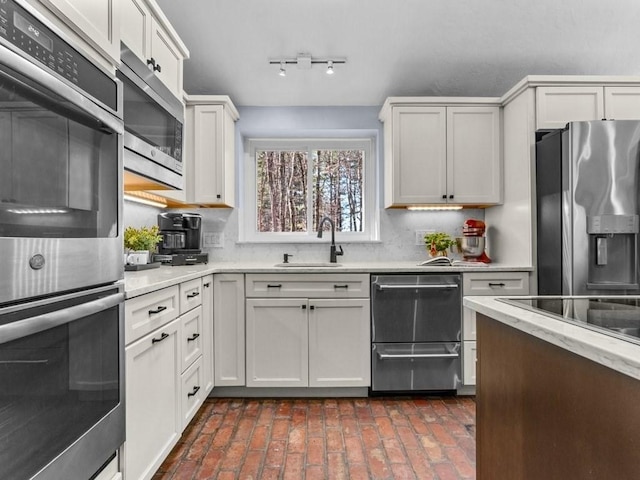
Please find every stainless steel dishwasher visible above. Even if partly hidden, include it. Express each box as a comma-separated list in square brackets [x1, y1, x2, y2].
[371, 274, 461, 392]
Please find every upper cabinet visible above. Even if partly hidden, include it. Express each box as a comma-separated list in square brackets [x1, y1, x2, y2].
[37, 0, 121, 67]
[536, 85, 640, 129]
[120, 0, 189, 98]
[380, 99, 502, 207]
[184, 96, 239, 207]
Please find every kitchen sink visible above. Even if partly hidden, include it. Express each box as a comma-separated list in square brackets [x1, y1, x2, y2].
[274, 262, 342, 267]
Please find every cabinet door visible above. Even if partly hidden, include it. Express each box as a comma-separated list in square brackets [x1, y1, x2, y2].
[40, 0, 120, 65]
[150, 18, 183, 96]
[191, 105, 235, 206]
[536, 86, 604, 129]
[447, 106, 502, 204]
[213, 274, 245, 386]
[179, 277, 203, 314]
[246, 298, 309, 387]
[604, 87, 640, 120]
[201, 275, 214, 394]
[388, 106, 447, 205]
[120, 0, 152, 63]
[309, 299, 371, 387]
[181, 305, 203, 372]
[181, 356, 205, 429]
[125, 317, 181, 480]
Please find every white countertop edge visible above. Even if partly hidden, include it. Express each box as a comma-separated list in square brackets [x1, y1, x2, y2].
[124, 262, 532, 298]
[464, 296, 640, 381]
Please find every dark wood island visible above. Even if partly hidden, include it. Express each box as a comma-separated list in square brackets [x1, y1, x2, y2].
[465, 297, 640, 480]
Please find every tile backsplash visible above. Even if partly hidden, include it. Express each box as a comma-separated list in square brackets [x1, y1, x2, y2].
[124, 200, 486, 264]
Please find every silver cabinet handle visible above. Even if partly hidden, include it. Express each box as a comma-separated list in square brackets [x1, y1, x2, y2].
[375, 284, 458, 290]
[377, 352, 459, 359]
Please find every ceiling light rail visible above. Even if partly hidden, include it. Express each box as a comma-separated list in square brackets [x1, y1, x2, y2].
[269, 54, 346, 76]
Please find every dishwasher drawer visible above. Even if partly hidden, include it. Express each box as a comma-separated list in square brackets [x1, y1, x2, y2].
[371, 342, 461, 392]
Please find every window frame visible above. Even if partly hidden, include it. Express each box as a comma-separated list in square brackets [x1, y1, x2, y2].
[241, 138, 379, 243]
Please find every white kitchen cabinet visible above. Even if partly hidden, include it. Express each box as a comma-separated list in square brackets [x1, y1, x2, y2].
[120, 0, 189, 98]
[125, 316, 181, 480]
[38, 0, 120, 66]
[181, 355, 205, 428]
[461, 271, 529, 386]
[213, 273, 245, 386]
[201, 275, 214, 394]
[244, 274, 370, 388]
[180, 305, 203, 372]
[536, 85, 640, 130]
[308, 298, 370, 387]
[380, 100, 502, 207]
[181, 97, 239, 207]
[246, 298, 309, 387]
[179, 277, 202, 314]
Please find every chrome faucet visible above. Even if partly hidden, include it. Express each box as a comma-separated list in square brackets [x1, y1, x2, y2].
[317, 216, 344, 263]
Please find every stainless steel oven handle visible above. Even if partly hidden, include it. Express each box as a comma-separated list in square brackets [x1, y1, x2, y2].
[375, 284, 459, 290]
[377, 352, 460, 359]
[0, 292, 124, 345]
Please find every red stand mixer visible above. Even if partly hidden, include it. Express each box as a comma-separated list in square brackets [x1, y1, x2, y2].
[459, 219, 491, 263]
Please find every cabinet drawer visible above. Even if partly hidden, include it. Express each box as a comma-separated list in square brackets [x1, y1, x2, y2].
[180, 278, 203, 314]
[125, 285, 180, 345]
[245, 273, 370, 298]
[181, 305, 203, 372]
[463, 272, 529, 296]
[181, 356, 204, 429]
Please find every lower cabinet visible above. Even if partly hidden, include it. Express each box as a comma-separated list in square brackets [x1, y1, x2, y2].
[213, 273, 245, 386]
[125, 317, 181, 480]
[245, 274, 371, 388]
[461, 271, 530, 386]
[124, 274, 213, 480]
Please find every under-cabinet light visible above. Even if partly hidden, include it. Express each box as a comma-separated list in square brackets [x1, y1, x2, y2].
[124, 193, 168, 208]
[406, 205, 464, 211]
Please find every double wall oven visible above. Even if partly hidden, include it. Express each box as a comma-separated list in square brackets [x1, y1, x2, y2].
[0, 1, 125, 479]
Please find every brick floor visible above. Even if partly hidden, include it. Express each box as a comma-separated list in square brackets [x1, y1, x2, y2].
[152, 396, 476, 480]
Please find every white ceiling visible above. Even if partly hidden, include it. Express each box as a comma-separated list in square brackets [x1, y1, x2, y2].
[156, 0, 640, 107]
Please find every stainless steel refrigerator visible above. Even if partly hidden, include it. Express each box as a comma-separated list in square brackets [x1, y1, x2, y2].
[536, 120, 640, 295]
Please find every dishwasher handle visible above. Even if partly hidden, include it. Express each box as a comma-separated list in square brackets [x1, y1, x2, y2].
[375, 283, 459, 291]
[377, 352, 460, 359]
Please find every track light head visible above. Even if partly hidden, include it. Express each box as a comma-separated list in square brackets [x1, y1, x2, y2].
[326, 60, 334, 75]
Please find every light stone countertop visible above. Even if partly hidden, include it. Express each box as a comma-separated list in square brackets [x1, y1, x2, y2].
[464, 296, 640, 381]
[124, 261, 532, 298]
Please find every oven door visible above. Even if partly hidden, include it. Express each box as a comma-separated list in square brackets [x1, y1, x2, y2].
[0, 284, 125, 480]
[0, 40, 123, 304]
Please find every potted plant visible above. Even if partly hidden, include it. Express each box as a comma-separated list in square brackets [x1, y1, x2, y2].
[424, 231, 456, 257]
[124, 225, 162, 264]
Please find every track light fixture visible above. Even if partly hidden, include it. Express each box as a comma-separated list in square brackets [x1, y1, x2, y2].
[269, 53, 346, 76]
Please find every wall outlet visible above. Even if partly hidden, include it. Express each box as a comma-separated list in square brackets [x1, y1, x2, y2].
[203, 232, 223, 248]
[415, 229, 434, 246]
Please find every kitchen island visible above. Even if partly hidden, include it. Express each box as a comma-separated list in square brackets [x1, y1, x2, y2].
[464, 296, 640, 480]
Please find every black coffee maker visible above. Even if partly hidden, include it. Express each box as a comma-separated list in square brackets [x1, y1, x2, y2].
[155, 212, 208, 265]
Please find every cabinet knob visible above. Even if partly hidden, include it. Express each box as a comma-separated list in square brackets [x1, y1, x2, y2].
[301, 304, 307, 310]
[442, 194, 447, 199]
[449, 194, 454, 199]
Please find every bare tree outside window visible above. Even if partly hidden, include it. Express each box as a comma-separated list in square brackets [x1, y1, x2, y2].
[255, 148, 364, 233]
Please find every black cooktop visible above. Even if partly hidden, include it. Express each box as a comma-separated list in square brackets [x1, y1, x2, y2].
[498, 297, 640, 346]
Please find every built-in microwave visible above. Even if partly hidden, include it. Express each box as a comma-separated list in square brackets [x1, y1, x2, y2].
[118, 43, 184, 190]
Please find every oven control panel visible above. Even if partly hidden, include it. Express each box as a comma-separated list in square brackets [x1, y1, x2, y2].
[0, 0, 118, 111]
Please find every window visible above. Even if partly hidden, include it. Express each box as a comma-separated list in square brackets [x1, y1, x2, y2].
[242, 139, 378, 242]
